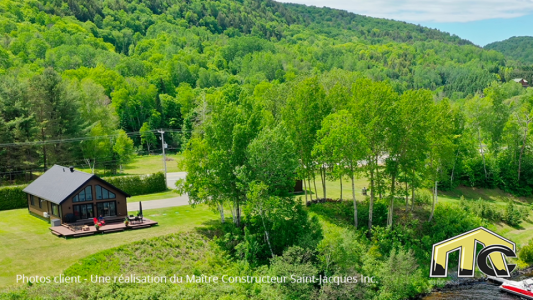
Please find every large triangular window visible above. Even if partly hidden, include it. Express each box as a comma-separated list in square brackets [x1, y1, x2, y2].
[96, 185, 116, 200]
[73, 186, 93, 202]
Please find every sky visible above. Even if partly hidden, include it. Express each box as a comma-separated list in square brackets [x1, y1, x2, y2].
[276, 0, 533, 46]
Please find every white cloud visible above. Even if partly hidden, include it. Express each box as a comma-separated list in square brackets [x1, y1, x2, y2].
[275, 0, 533, 22]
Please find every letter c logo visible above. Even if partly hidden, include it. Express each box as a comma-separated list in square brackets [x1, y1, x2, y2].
[476, 245, 516, 277]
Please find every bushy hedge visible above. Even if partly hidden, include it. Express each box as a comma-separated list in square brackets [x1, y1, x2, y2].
[519, 239, 533, 264]
[0, 185, 28, 211]
[460, 196, 529, 227]
[103, 172, 167, 196]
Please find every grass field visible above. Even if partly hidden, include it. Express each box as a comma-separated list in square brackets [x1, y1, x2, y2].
[300, 176, 533, 247]
[438, 186, 533, 248]
[76, 154, 183, 176]
[127, 190, 180, 202]
[295, 176, 370, 202]
[0, 205, 217, 288]
[123, 154, 183, 175]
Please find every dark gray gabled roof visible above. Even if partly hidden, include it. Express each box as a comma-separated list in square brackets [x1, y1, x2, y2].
[23, 165, 95, 204]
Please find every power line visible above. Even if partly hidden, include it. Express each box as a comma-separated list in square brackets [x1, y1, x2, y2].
[0, 129, 190, 148]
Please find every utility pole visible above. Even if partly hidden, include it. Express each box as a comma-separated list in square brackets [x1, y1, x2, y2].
[158, 129, 167, 181]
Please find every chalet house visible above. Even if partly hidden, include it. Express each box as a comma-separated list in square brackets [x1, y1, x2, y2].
[513, 78, 529, 88]
[23, 165, 130, 225]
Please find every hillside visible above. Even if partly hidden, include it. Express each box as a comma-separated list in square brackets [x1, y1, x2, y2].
[0, 0, 508, 179]
[22, 0, 473, 46]
[283, 3, 474, 45]
[485, 36, 533, 65]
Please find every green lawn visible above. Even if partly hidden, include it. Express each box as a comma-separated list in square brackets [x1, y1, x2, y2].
[127, 190, 180, 203]
[295, 176, 370, 202]
[76, 154, 183, 176]
[301, 176, 533, 248]
[123, 154, 183, 175]
[439, 185, 532, 206]
[438, 186, 533, 248]
[0, 205, 217, 288]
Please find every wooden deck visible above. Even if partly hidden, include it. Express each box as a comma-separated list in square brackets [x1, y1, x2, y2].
[49, 218, 158, 238]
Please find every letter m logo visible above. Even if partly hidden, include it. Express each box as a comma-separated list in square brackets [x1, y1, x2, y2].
[430, 227, 516, 278]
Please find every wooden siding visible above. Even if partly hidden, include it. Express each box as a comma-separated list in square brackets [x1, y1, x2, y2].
[27, 194, 60, 222]
[60, 178, 128, 223]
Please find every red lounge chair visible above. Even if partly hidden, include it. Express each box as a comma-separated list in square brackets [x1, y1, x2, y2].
[93, 218, 105, 226]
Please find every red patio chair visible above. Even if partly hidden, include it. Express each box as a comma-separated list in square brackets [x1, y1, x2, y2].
[93, 217, 105, 227]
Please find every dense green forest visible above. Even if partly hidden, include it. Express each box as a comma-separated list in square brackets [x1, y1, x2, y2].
[0, 0, 512, 182]
[485, 36, 533, 85]
[485, 36, 533, 65]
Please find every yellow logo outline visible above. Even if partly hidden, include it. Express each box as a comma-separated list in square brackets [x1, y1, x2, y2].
[430, 227, 516, 278]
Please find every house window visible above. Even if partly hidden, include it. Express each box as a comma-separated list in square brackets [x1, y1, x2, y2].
[30, 195, 35, 206]
[73, 204, 94, 220]
[96, 185, 116, 200]
[38, 198, 42, 209]
[73, 186, 93, 202]
[85, 186, 93, 200]
[51, 203, 59, 217]
[96, 201, 116, 217]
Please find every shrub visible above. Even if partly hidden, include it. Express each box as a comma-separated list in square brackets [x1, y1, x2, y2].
[103, 172, 167, 196]
[519, 239, 533, 264]
[268, 246, 319, 299]
[460, 197, 503, 222]
[414, 190, 432, 206]
[239, 196, 323, 266]
[358, 198, 388, 227]
[377, 249, 431, 300]
[503, 200, 523, 227]
[421, 203, 484, 261]
[317, 222, 367, 276]
[0, 185, 28, 211]
[371, 224, 419, 258]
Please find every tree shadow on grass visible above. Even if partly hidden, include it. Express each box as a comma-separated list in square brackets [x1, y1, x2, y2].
[194, 219, 224, 239]
[523, 217, 533, 225]
[441, 186, 532, 205]
[307, 201, 354, 227]
[494, 220, 526, 231]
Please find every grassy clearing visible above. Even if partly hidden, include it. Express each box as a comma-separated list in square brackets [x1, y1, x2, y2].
[127, 190, 180, 203]
[123, 154, 183, 175]
[301, 176, 533, 248]
[295, 176, 369, 202]
[0, 232, 253, 299]
[76, 154, 183, 176]
[439, 186, 532, 207]
[437, 187, 533, 247]
[0, 205, 217, 288]
[0, 231, 289, 299]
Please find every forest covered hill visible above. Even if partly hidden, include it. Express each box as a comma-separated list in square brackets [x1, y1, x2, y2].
[485, 36, 533, 65]
[0, 0, 517, 179]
